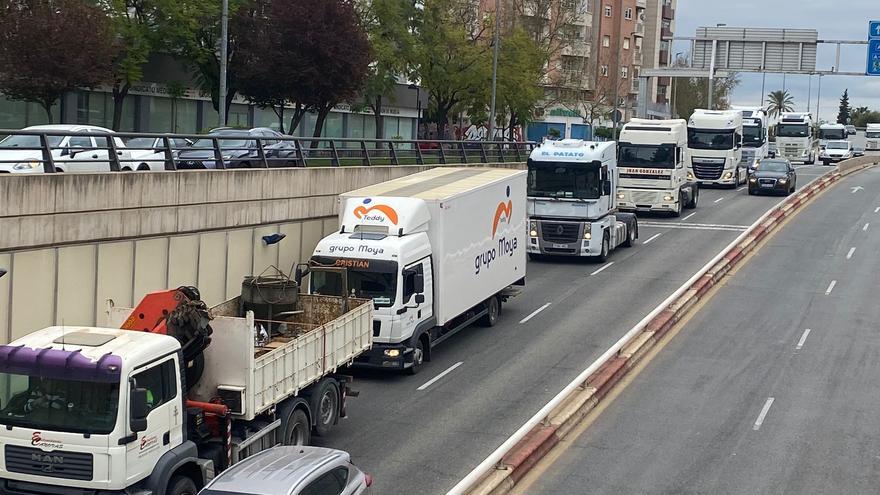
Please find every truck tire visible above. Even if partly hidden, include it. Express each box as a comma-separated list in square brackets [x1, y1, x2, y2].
[597, 234, 610, 263]
[282, 408, 311, 446]
[622, 223, 636, 247]
[671, 193, 682, 217]
[685, 187, 698, 209]
[407, 337, 426, 375]
[478, 296, 500, 327]
[311, 379, 339, 437]
[167, 475, 198, 495]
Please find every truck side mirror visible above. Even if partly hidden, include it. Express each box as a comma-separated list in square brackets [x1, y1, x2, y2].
[414, 273, 425, 294]
[130, 387, 150, 433]
[415, 294, 425, 305]
[602, 181, 612, 196]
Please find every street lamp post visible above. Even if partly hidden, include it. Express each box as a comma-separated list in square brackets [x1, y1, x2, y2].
[488, 0, 500, 141]
[218, 0, 229, 127]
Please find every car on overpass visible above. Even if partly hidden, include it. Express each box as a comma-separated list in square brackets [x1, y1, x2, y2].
[0, 124, 128, 173]
[176, 127, 300, 169]
[122, 135, 193, 171]
[748, 158, 796, 196]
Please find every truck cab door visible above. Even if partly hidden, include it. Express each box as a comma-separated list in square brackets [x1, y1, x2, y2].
[401, 258, 433, 335]
[124, 357, 181, 485]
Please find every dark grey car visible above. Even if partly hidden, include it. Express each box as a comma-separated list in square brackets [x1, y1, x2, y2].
[748, 158, 796, 196]
[199, 446, 372, 495]
[177, 128, 301, 169]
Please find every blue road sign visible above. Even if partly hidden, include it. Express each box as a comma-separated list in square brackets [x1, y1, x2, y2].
[868, 39, 880, 76]
[870, 21, 880, 39]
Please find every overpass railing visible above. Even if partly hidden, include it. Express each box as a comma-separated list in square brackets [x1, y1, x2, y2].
[0, 129, 536, 173]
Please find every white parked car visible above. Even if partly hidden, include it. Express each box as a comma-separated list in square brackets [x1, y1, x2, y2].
[0, 124, 128, 173]
[123, 136, 193, 171]
[819, 140, 853, 165]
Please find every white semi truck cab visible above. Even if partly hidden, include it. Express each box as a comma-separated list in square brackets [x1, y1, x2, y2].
[867, 123, 880, 150]
[0, 286, 372, 495]
[526, 140, 638, 260]
[686, 109, 746, 188]
[617, 119, 698, 216]
[735, 106, 769, 173]
[818, 123, 847, 150]
[776, 112, 816, 164]
[310, 167, 526, 374]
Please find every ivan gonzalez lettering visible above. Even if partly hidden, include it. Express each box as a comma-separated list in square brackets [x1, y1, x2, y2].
[353, 198, 399, 224]
[475, 186, 518, 275]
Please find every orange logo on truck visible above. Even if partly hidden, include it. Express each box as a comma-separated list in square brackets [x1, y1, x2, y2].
[354, 199, 399, 225]
[492, 186, 513, 238]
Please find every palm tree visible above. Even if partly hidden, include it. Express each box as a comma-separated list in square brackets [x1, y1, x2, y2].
[767, 90, 794, 119]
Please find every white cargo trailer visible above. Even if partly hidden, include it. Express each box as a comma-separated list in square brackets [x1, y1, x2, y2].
[308, 167, 527, 374]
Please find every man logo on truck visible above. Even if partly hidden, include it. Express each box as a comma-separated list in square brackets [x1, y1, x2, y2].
[492, 186, 513, 238]
[354, 198, 399, 225]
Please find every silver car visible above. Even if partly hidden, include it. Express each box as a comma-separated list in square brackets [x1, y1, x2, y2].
[200, 446, 372, 495]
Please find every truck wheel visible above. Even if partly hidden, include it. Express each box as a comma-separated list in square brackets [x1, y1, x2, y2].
[685, 188, 698, 209]
[597, 235, 610, 263]
[282, 408, 311, 446]
[311, 380, 339, 437]
[622, 223, 636, 247]
[671, 193, 682, 217]
[407, 338, 426, 375]
[167, 475, 198, 495]
[478, 296, 500, 327]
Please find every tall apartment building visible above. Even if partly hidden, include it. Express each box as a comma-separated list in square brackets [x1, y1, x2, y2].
[641, 0, 676, 117]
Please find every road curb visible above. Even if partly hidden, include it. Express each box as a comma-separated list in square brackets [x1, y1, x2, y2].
[459, 161, 873, 495]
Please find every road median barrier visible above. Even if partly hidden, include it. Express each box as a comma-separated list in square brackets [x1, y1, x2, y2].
[449, 157, 880, 495]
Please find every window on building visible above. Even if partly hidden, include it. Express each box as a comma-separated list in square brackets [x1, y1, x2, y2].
[660, 40, 670, 51]
[621, 66, 629, 79]
[602, 35, 611, 47]
[604, 5, 611, 17]
[618, 97, 626, 106]
[561, 56, 580, 73]
[662, 19, 671, 30]
[601, 65, 609, 77]
[623, 38, 630, 50]
[624, 8, 633, 19]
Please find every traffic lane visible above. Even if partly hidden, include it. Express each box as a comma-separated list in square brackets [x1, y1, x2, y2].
[523, 167, 880, 494]
[317, 169, 836, 493]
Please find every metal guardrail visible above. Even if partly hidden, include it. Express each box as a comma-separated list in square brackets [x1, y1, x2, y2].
[0, 129, 536, 174]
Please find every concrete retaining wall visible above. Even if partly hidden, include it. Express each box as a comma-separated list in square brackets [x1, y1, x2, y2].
[0, 163, 523, 342]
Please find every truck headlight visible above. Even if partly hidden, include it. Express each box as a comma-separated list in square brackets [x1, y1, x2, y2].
[663, 194, 674, 201]
[529, 220, 538, 238]
[687, 171, 695, 180]
[617, 193, 625, 200]
[723, 171, 733, 179]
[13, 161, 40, 170]
[384, 349, 400, 357]
[583, 223, 592, 240]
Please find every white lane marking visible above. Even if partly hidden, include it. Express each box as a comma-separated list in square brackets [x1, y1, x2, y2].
[590, 262, 615, 276]
[851, 186, 864, 194]
[737, 187, 746, 192]
[637, 223, 747, 232]
[753, 397, 776, 430]
[714, 197, 725, 203]
[875, 207, 880, 213]
[796, 329, 812, 350]
[846, 247, 856, 260]
[643, 232, 663, 244]
[683, 212, 697, 221]
[417, 362, 463, 391]
[825, 280, 837, 295]
[863, 223, 870, 232]
[640, 221, 750, 229]
[519, 303, 551, 324]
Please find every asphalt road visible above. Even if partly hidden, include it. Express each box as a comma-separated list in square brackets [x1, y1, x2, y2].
[314, 164, 830, 494]
[520, 165, 880, 494]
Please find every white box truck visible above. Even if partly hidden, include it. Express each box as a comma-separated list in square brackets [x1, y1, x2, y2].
[686, 109, 747, 188]
[865, 123, 880, 150]
[617, 119, 698, 216]
[818, 123, 848, 150]
[526, 140, 638, 260]
[734, 106, 769, 174]
[776, 112, 817, 164]
[0, 284, 372, 495]
[307, 167, 527, 374]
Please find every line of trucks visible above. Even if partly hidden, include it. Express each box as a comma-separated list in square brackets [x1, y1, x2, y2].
[0, 105, 832, 495]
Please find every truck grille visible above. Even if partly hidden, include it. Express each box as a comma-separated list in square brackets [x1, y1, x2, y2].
[692, 161, 724, 180]
[5, 445, 93, 481]
[631, 191, 660, 205]
[541, 222, 579, 244]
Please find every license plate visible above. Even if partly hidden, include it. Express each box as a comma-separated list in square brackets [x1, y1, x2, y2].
[760, 183, 774, 188]
[553, 243, 568, 248]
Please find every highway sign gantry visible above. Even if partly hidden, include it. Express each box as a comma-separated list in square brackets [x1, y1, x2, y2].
[868, 21, 880, 76]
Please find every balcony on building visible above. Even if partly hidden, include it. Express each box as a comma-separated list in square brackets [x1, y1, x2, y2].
[634, 21, 645, 37]
[636, 0, 647, 8]
[657, 76, 671, 86]
[631, 78, 640, 94]
[562, 40, 591, 57]
[658, 50, 669, 66]
[661, 26, 673, 39]
[633, 48, 643, 65]
[662, 3, 675, 20]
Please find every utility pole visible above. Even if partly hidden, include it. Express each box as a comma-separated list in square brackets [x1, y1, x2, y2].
[707, 39, 717, 110]
[488, 0, 500, 141]
[816, 73, 823, 123]
[807, 74, 812, 113]
[612, 0, 623, 140]
[760, 72, 766, 107]
[218, 0, 229, 127]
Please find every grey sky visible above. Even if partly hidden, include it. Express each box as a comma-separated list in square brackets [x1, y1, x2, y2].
[674, 0, 880, 122]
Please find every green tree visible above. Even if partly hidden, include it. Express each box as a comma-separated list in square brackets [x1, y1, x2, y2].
[766, 90, 794, 119]
[357, 0, 416, 139]
[673, 74, 741, 119]
[837, 89, 851, 124]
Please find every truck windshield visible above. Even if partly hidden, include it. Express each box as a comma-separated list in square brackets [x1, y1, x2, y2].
[819, 128, 846, 140]
[742, 125, 764, 147]
[687, 129, 735, 150]
[527, 161, 601, 199]
[310, 260, 398, 307]
[776, 124, 809, 138]
[618, 143, 675, 168]
[0, 373, 119, 434]
[866, 131, 880, 138]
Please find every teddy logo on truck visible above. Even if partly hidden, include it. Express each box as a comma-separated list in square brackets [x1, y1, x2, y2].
[354, 198, 399, 225]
